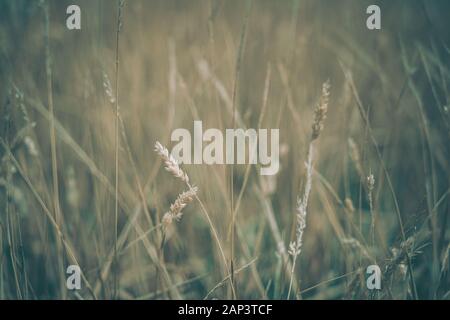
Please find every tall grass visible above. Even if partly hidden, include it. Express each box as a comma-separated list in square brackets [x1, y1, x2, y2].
[0, 0, 448, 300]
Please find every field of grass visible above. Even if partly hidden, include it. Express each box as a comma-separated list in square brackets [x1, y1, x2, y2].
[0, 0, 449, 299]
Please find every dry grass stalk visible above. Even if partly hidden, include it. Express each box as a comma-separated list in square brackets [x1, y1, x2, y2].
[154, 141, 190, 184]
[367, 172, 375, 244]
[162, 187, 198, 227]
[348, 138, 364, 179]
[113, 0, 126, 300]
[311, 80, 331, 141]
[287, 80, 331, 299]
[288, 145, 313, 258]
[154, 140, 233, 295]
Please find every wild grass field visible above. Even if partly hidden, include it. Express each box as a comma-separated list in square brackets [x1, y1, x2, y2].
[0, 0, 449, 300]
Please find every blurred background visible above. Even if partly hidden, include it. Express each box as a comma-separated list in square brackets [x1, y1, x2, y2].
[0, 0, 449, 299]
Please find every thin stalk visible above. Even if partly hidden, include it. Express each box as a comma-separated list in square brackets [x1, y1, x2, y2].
[43, 1, 65, 299]
[113, 0, 125, 299]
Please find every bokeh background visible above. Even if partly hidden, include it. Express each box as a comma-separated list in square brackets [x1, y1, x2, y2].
[0, 0, 449, 299]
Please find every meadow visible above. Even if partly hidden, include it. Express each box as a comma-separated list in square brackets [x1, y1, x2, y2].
[0, 0, 449, 299]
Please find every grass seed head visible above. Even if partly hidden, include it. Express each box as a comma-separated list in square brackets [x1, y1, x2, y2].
[162, 187, 198, 226]
[155, 141, 190, 183]
[312, 80, 331, 141]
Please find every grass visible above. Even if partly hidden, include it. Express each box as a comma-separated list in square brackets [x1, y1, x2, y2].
[0, 0, 449, 300]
